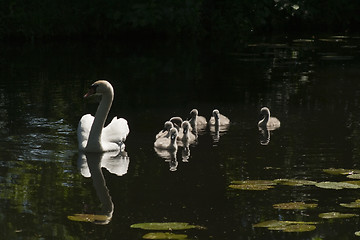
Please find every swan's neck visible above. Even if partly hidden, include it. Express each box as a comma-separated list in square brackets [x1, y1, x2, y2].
[215, 115, 219, 126]
[263, 114, 269, 123]
[189, 115, 196, 127]
[170, 135, 177, 149]
[87, 92, 113, 150]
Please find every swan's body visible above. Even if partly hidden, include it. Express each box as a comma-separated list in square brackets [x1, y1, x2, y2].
[188, 109, 207, 131]
[258, 107, 280, 130]
[77, 80, 129, 152]
[209, 109, 230, 126]
[155, 121, 173, 139]
[154, 127, 178, 150]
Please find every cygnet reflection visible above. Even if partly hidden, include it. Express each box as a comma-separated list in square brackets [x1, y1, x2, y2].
[154, 147, 179, 171]
[77, 150, 129, 224]
[258, 126, 270, 145]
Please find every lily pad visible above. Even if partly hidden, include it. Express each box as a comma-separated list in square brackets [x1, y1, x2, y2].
[323, 168, 360, 175]
[229, 184, 274, 191]
[231, 180, 276, 186]
[130, 222, 200, 231]
[347, 174, 360, 179]
[253, 220, 317, 233]
[280, 224, 316, 232]
[319, 212, 358, 219]
[344, 181, 360, 186]
[253, 220, 288, 228]
[273, 202, 318, 210]
[67, 214, 109, 223]
[340, 199, 360, 208]
[274, 179, 317, 186]
[142, 232, 188, 239]
[315, 181, 360, 190]
[229, 180, 275, 191]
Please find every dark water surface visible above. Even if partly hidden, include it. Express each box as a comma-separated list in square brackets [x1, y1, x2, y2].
[1, 36, 360, 239]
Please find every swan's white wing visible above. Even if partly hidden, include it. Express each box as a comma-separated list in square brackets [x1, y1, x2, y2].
[77, 114, 94, 150]
[102, 117, 130, 144]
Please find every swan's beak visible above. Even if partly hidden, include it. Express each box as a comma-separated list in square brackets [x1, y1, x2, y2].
[84, 88, 96, 98]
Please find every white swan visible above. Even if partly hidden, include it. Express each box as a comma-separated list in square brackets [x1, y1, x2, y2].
[188, 109, 207, 131]
[258, 107, 280, 130]
[154, 127, 178, 150]
[77, 80, 129, 152]
[209, 109, 230, 126]
[155, 121, 173, 139]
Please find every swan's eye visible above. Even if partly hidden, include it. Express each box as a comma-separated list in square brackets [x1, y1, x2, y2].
[89, 84, 98, 93]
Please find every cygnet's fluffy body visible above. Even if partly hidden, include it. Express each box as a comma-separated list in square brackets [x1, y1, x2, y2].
[155, 121, 173, 139]
[189, 109, 207, 130]
[209, 109, 230, 126]
[154, 127, 178, 150]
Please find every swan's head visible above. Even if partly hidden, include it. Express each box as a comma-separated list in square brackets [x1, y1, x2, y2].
[163, 121, 173, 131]
[169, 127, 178, 141]
[181, 121, 190, 134]
[260, 107, 270, 116]
[190, 109, 198, 117]
[84, 80, 114, 98]
[212, 109, 220, 120]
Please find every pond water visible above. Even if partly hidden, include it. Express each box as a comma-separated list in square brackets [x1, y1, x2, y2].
[1, 35, 360, 239]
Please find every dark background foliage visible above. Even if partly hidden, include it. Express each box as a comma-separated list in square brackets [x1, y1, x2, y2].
[0, 0, 359, 41]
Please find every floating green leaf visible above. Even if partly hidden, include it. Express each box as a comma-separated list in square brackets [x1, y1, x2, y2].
[315, 181, 360, 190]
[229, 184, 274, 191]
[67, 214, 109, 223]
[340, 199, 360, 208]
[231, 180, 276, 186]
[319, 212, 358, 219]
[274, 179, 317, 186]
[273, 202, 318, 210]
[142, 232, 188, 239]
[344, 181, 360, 186]
[253, 220, 317, 233]
[130, 222, 200, 231]
[347, 174, 360, 179]
[355, 231, 360, 236]
[323, 168, 360, 175]
[229, 180, 275, 191]
[281, 224, 316, 232]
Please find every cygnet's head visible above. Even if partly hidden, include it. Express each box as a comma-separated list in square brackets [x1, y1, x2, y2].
[84, 80, 113, 98]
[190, 109, 198, 117]
[260, 107, 270, 116]
[182, 121, 191, 134]
[212, 109, 220, 120]
[164, 121, 173, 131]
[169, 127, 178, 140]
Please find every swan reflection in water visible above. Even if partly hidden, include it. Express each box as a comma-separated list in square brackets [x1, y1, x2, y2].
[76, 150, 129, 224]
